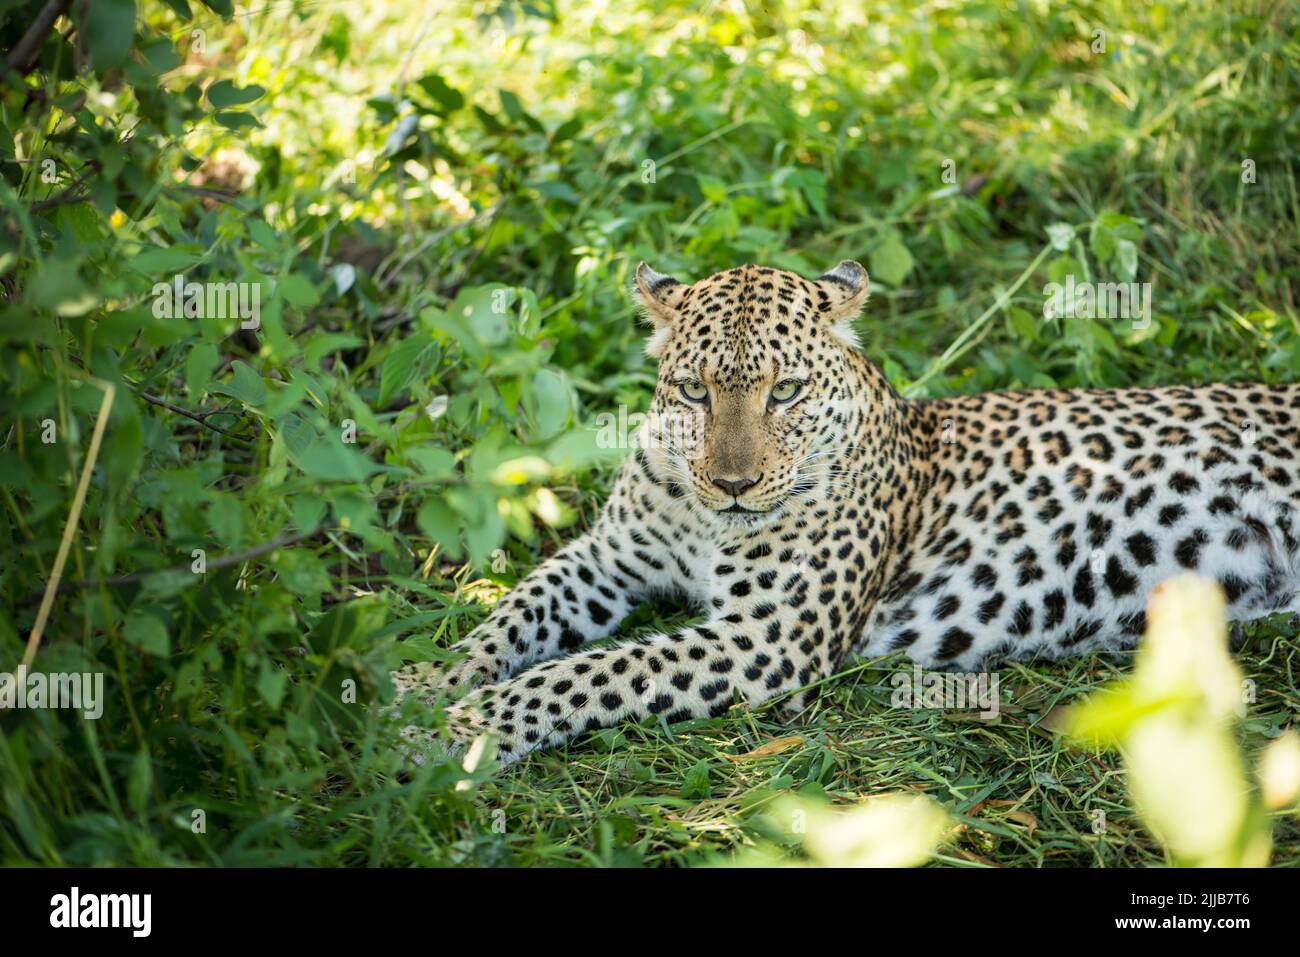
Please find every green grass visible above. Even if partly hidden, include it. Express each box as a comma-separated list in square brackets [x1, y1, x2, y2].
[2, 0, 1298, 866]
[388, 560, 1300, 868]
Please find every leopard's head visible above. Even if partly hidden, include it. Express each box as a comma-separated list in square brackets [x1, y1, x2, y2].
[634, 261, 870, 527]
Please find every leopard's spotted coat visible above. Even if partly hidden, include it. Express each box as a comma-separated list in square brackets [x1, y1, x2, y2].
[393, 261, 1300, 765]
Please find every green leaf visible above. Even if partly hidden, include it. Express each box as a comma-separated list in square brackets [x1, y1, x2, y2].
[127, 751, 153, 817]
[516, 287, 542, 338]
[139, 38, 182, 74]
[247, 219, 279, 251]
[274, 550, 331, 599]
[681, 759, 712, 799]
[278, 273, 321, 307]
[214, 112, 262, 131]
[415, 73, 465, 114]
[206, 80, 267, 108]
[378, 336, 433, 407]
[124, 613, 170, 657]
[499, 89, 527, 124]
[185, 341, 219, 397]
[285, 428, 379, 482]
[211, 360, 268, 408]
[406, 447, 455, 479]
[445, 285, 512, 347]
[206, 494, 245, 548]
[291, 495, 327, 533]
[132, 246, 201, 274]
[84, 0, 137, 72]
[1007, 306, 1039, 342]
[29, 260, 96, 317]
[1115, 239, 1139, 282]
[103, 406, 143, 492]
[525, 369, 572, 440]
[417, 496, 462, 559]
[870, 234, 915, 287]
[320, 12, 351, 61]
[257, 661, 288, 711]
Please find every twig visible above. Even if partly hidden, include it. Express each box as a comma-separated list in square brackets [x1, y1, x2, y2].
[54, 525, 325, 593]
[134, 388, 254, 441]
[28, 162, 99, 214]
[374, 197, 510, 290]
[4, 0, 72, 76]
[902, 241, 1054, 397]
[23, 376, 114, 668]
[173, 185, 250, 211]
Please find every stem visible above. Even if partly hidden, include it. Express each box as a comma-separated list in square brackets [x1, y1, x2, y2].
[23, 376, 114, 668]
[903, 242, 1054, 397]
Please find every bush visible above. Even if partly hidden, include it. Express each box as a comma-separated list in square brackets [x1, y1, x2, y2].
[1, 0, 1297, 866]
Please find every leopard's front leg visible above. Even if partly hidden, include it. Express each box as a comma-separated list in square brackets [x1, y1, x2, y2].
[444, 613, 832, 765]
[393, 455, 689, 704]
[392, 526, 651, 704]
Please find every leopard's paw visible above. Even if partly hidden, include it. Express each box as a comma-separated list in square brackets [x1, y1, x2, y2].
[439, 651, 502, 695]
[390, 652, 498, 707]
[396, 701, 503, 769]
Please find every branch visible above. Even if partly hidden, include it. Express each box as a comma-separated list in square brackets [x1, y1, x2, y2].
[29, 186, 91, 214]
[4, 0, 72, 77]
[134, 388, 255, 442]
[53, 525, 326, 594]
[173, 185, 251, 211]
[29, 165, 97, 214]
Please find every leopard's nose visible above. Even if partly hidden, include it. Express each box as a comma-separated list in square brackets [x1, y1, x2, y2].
[711, 473, 761, 497]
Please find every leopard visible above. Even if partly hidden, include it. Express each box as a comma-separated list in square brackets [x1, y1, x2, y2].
[391, 259, 1300, 766]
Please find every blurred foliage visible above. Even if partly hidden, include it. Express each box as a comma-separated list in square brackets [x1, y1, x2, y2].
[0, 0, 1297, 865]
[732, 792, 951, 867]
[1067, 576, 1291, 866]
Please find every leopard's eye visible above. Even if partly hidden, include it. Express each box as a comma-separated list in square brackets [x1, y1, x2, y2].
[770, 379, 803, 404]
[679, 380, 708, 403]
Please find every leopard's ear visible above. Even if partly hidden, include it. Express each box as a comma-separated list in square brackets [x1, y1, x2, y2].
[634, 262, 689, 357]
[814, 260, 870, 349]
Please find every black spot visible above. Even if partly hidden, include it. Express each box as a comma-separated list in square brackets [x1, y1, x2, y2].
[1103, 556, 1138, 596]
[1119, 611, 1146, 637]
[1220, 575, 1250, 603]
[1073, 567, 1096, 608]
[937, 627, 974, 660]
[1125, 532, 1157, 566]
[1061, 619, 1102, 647]
[1174, 529, 1210, 568]
[976, 593, 1005, 625]
[1158, 504, 1186, 527]
[971, 564, 998, 590]
[587, 601, 612, 625]
[935, 595, 960, 620]
[890, 629, 919, 649]
[1043, 590, 1067, 629]
[1009, 602, 1034, 637]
